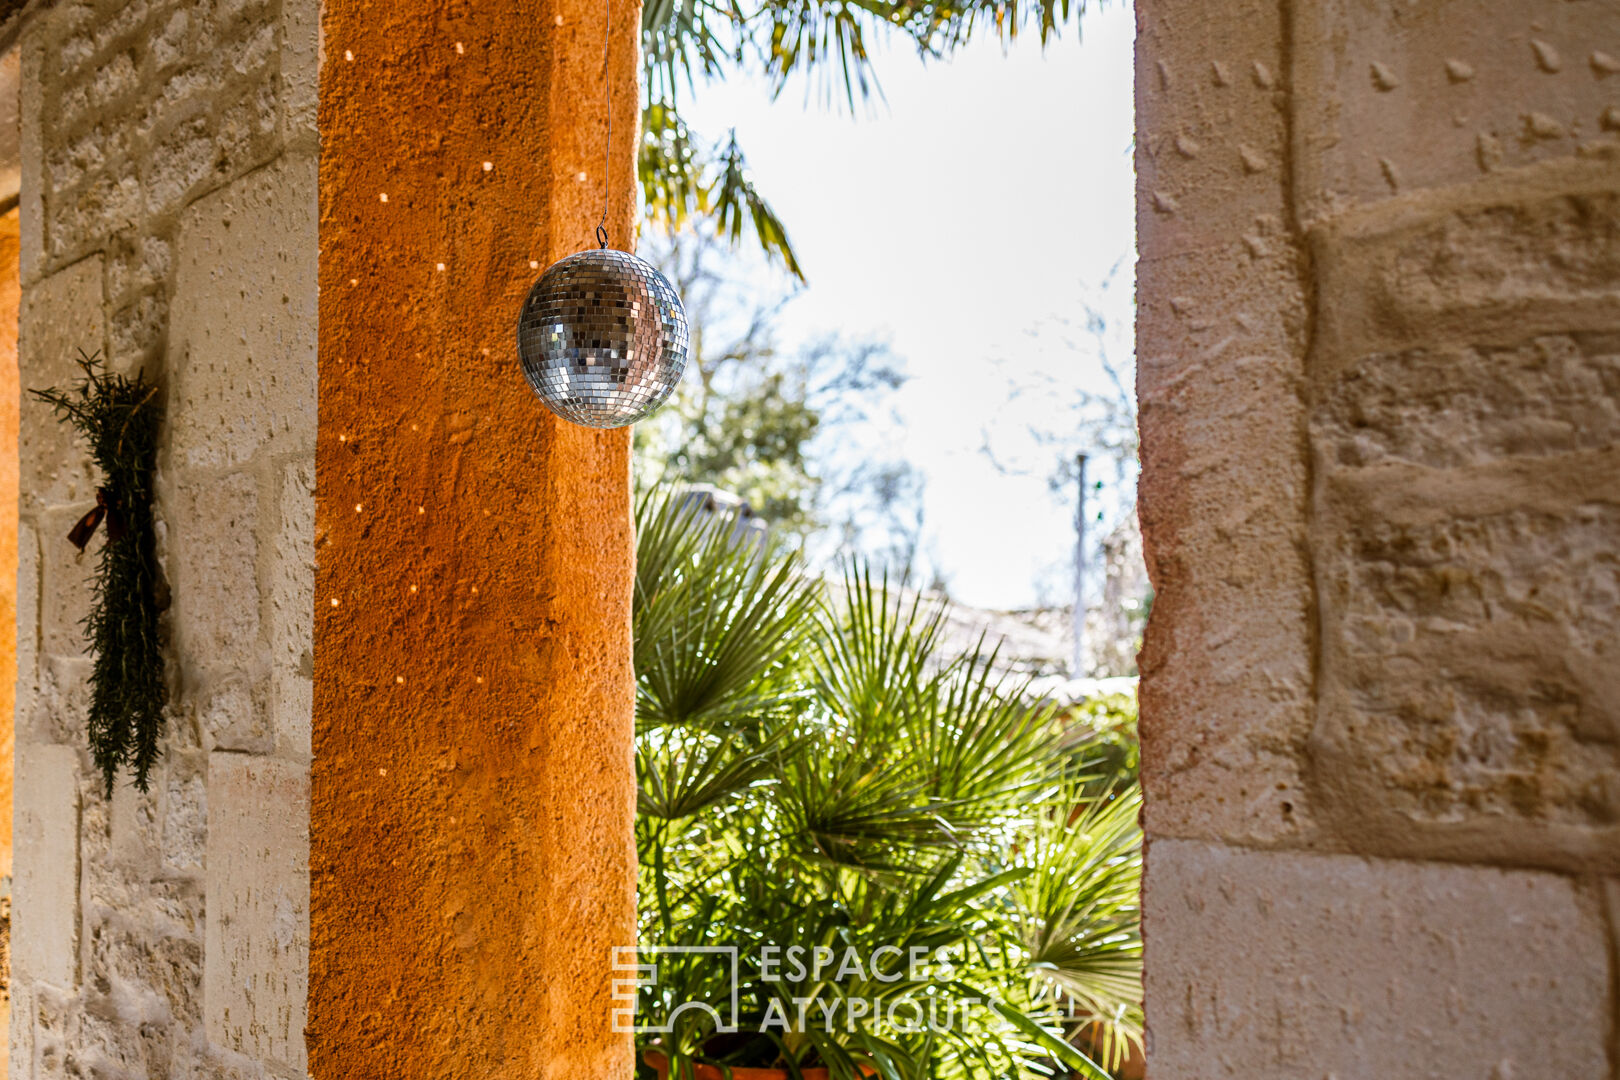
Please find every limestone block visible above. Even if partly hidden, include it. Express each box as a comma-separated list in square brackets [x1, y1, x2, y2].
[200, 675, 272, 754]
[1312, 174, 1620, 369]
[54, 52, 138, 134]
[38, 505, 97, 660]
[1307, 174, 1620, 869]
[271, 460, 314, 759]
[280, 0, 320, 149]
[273, 672, 311, 764]
[18, 256, 102, 514]
[1134, 0, 1316, 846]
[16, 518, 41, 728]
[1135, 0, 1293, 262]
[25, 655, 91, 748]
[170, 154, 317, 471]
[13, 743, 81, 991]
[164, 767, 209, 874]
[1135, 256, 1312, 845]
[108, 771, 160, 871]
[18, 25, 44, 283]
[108, 286, 168, 371]
[166, 468, 261, 681]
[1145, 841, 1610, 1079]
[30, 982, 85, 1080]
[9, 982, 34, 1080]
[105, 228, 171, 313]
[83, 893, 205, 1026]
[204, 754, 309, 1075]
[1313, 500, 1620, 862]
[48, 172, 143, 266]
[1315, 334, 1620, 472]
[1294, 1, 1620, 216]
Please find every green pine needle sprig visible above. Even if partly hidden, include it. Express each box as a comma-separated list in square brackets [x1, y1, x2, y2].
[33, 351, 167, 794]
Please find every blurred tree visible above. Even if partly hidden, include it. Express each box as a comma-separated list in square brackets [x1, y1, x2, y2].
[980, 267, 1147, 675]
[635, 231, 926, 568]
[636, 0, 1099, 277]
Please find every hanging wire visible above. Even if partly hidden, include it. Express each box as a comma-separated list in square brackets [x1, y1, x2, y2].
[596, 0, 611, 249]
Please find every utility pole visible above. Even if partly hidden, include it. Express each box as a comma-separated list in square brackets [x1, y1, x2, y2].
[1072, 452, 1088, 678]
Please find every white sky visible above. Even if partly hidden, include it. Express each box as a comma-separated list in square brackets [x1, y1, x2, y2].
[678, 4, 1137, 609]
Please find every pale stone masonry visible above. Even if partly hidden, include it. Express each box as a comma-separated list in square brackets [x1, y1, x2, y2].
[11, 0, 316, 1077]
[1138, 1, 1620, 1076]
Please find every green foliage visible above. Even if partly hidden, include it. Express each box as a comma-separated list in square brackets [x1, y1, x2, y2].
[640, 111, 805, 282]
[1060, 693, 1136, 803]
[637, 0, 1097, 274]
[33, 352, 167, 794]
[633, 488, 1141, 1080]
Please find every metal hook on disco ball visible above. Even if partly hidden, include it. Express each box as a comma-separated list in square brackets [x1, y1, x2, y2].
[514, 0, 689, 429]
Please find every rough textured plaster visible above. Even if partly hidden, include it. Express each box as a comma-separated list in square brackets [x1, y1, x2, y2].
[309, 0, 640, 1075]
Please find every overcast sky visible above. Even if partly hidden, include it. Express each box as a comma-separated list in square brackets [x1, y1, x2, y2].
[678, 4, 1137, 610]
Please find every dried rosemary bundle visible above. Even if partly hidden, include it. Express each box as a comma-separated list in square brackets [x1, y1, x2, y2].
[33, 351, 167, 793]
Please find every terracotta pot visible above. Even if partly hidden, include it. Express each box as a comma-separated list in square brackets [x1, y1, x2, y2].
[643, 1048, 847, 1080]
[1072, 1023, 1144, 1080]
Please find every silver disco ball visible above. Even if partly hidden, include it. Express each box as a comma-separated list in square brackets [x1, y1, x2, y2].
[516, 248, 689, 429]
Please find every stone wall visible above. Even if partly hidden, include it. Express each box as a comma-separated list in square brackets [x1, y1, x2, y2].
[1136, 1, 1620, 1075]
[10, 0, 317, 1076]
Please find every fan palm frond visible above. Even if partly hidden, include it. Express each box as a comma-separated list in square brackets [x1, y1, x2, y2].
[635, 486, 822, 731]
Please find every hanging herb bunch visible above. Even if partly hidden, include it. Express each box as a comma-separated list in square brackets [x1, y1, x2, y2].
[33, 351, 168, 794]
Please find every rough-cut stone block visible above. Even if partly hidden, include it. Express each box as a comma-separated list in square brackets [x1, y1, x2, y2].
[280, 0, 319, 149]
[271, 460, 313, 759]
[83, 892, 205, 1027]
[18, 256, 102, 513]
[18, 26, 44, 283]
[166, 468, 261, 680]
[15, 518, 41, 727]
[24, 655, 91, 748]
[1145, 841, 1610, 1079]
[1135, 256, 1313, 844]
[13, 743, 81, 990]
[1294, 1, 1620, 216]
[1135, 0, 1291, 262]
[170, 154, 317, 471]
[30, 982, 82, 1080]
[200, 675, 271, 754]
[163, 765, 209, 875]
[1312, 498, 1620, 867]
[1315, 333, 1620, 472]
[9, 982, 34, 1080]
[1306, 174, 1620, 870]
[1313, 175, 1620, 369]
[38, 506, 97, 660]
[205, 754, 308, 1075]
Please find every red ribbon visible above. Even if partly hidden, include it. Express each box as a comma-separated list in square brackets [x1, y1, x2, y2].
[68, 488, 126, 551]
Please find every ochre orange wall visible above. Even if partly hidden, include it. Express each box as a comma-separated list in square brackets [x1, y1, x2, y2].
[310, 1, 640, 1075]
